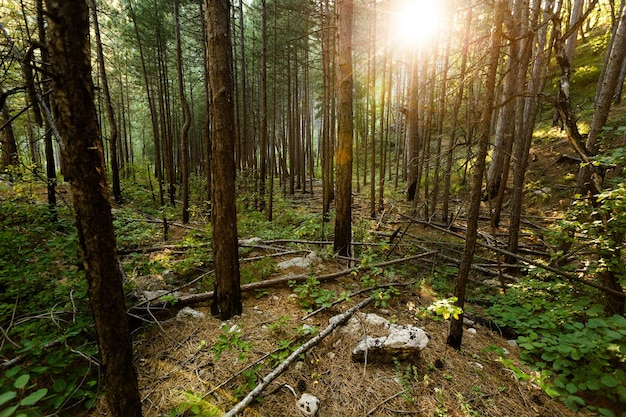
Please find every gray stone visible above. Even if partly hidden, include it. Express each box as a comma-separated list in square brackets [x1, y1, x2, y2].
[176, 307, 205, 320]
[352, 324, 429, 363]
[278, 252, 319, 270]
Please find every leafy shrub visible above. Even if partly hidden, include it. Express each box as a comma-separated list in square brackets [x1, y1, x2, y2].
[487, 276, 626, 413]
[0, 199, 100, 415]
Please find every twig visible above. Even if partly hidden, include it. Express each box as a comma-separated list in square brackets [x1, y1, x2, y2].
[301, 281, 416, 320]
[365, 390, 406, 416]
[408, 216, 626, 298]
[222, 297, 374, 417]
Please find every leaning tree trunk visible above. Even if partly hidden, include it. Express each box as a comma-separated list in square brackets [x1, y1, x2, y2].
[447, 0, 503, 351]
[206, 0, 242, 320]
[44, 1, 142, 416]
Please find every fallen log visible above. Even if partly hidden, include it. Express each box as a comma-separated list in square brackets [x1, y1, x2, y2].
[128, 252, 437, 314]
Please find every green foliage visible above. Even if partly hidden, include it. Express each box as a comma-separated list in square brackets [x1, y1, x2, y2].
[409, 297, 462, 321]
[169, 391, 222, 417]
[487, 277, 626, 412]
[289, 276, 336, 311]
[211, 325, 252, 362]
[0, 197, 100, 416]
[393, 359, 419, 403]
[240, 258, 277, 285]
[570, 65, 600, 87]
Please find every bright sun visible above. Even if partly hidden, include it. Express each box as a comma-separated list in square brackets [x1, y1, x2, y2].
[393, 0, 447, 46]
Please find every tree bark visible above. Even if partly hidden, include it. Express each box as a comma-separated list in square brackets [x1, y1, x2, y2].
[89, 0, 121, 204]
[44, 1, 142, 415]
[447, 0, 503, 351]
[174, 0, 191, 223]
[205, 0, 243, 320]
[334, 0, 354, 257]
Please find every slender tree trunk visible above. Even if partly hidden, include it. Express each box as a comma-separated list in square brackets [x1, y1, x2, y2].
[128, 0, 164, 206]
[174, 0, 191, 223]
[206, 0, 242, 320]
[334, 0, 354, 257]
[259, 0, 268, 211]
[44, 1, 142, 415]
[89, 0, 121, 203]
[448, 1, 503, 351]
[36, 0, 57, 215]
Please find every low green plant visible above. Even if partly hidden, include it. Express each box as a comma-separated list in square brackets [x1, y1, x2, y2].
[169, 391, 222, 417]
[289, 276, 336, 311]
[211, 325, 252, 362]
[487, 276, 626, 412]
[393, 359, 418, 403]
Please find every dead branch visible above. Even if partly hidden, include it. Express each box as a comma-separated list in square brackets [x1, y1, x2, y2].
[222, 296, 373, 417]
[410, 217, 626, 299]
[128, 252, 436, 314]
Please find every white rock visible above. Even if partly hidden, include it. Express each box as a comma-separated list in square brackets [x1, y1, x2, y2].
[471, 361, 484, 370]
[297, 393, 320, 417]
[239, 237, 263, 245]
[466, 328, 477, 338]
[278, 252, 319, 270]
[176, 307, 205, 320]
[352, 324, 429, 362]
[506, 340, 518, 348]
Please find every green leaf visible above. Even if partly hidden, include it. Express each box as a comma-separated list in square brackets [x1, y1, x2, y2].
[566, 383, 578, 394]
[19, 388, 47, 406]
[598, 408, 616, 417]
[0, 405, 18, 417]
[13, 375, 29, 390]
[601, 374, 619, 388]
[0, 391, 17, 407]
[52, 378, 67, 393]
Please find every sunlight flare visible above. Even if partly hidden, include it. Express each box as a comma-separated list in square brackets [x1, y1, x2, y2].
[392, 0, 448, 47]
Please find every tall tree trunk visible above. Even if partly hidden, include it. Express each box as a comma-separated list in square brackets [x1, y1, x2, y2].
[128, 0, 164, 206]
[44, 1, 142, 415]
[447, 0, 503, 351]
[259, 0, 268, 212]
[174, 0, 191, 223]
[89, 0, 121, 204]
[334, 0, 354, 257]
[508, 0, 551, 260]
[37, 0, 57, 215]
[206, 0, 242, 320]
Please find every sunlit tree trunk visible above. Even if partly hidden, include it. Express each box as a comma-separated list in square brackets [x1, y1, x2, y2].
[45, 1, 142, 415]
[89, 0, 121, 204]
[334, 0, 354, 257]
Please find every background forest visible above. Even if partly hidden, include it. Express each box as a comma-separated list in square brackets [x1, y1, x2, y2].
[1, 0, 626, 416]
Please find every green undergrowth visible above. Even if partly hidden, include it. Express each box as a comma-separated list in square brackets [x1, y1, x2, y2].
[486, 272, 626, 416]
[0, 198, 99, 416]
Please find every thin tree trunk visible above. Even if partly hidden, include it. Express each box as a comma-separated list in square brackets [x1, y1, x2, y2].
[89, 0, 121, 203]
[174, 0, 191, 223]
[447, 0, 503, 351]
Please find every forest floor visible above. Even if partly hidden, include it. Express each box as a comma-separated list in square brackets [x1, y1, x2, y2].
[78, 127, 594, 417]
